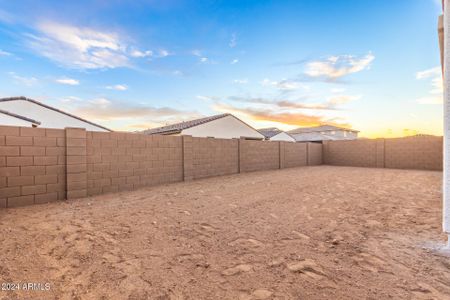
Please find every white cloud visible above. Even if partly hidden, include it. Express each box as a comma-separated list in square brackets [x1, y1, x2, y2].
[191, 49, 202, 57]
[158, 49, 171, 57]
[261, 78, 302, 90]
[304, 53, 375, 80]
[233, 79, 248, 84]
[8, 72, 37, 86]
[55, 77, 79, 85]
[130, 49, 152, 58]
[196, 95, 220, 102]
[229, 33, 237, 48]
[416, 66, 443, 104]
[327, 95, 361, 105]
[26, 21, 130, 69]
[416, 66, 441, 79]
[106, 84, 128, 91]
[231, 58, 239, 64]
[200, 57, 208, 63]
[0, 49, 11, 56]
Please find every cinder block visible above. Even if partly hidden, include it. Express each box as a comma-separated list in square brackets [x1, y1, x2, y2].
[34, 192, 58, 204]
[66, 155, 86, 165]
[67, 164, 87, 173]
[20, 146, 46, 156]
[46, 165, 65, 175]
[66, 146, 86, 156]
[20, 127, 45, 137]
[45, 147, 65, 156]
[33, 137, 57, 147]
[21, 166, 46, 176]
[65, 128, 86, 139]
[67, 172, 87, 182]
[0, 177, 6, 188]
[7, 195, 34, 207]
[0, 186, 20, 198]
[67, 189, 87, 199]
[21, 184, 46, 195]
[57, 137, 65, 147]
[46, 182, 65, 193]
[0, 126, 19, 136]
[0, 198, 6, 208]
[33, 156, 58, 166]
[8, 175, 34, 187]
[7, 156, 33, 167]
[0, 146, 19, 156]
[67, 180, 87, 190]
[66, 138, 86, 147]
[35, 174, 58, 185]
[0, 167, 20, 176]
[45, 128, 65, 138]
[6, 136, 33, 146]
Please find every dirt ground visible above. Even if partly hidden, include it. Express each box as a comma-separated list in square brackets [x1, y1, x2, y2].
[0, 166, 449, 300]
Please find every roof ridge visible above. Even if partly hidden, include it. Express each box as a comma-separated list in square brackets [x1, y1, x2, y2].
[142, 113, 231, 135]
[0, 108, 41, 125]
[0, 96, 112, 131]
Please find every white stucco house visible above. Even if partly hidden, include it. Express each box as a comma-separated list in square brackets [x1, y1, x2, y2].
[258, 127, 295, 142]
[0, 96, 111, 131]
[288, 125, 359, 142]
[142, 113, 265, 140]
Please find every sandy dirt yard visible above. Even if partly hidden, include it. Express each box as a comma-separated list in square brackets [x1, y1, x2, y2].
[0, 166, 449, 300]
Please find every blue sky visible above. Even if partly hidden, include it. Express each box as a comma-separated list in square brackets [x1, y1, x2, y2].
[0, 0, 443, 137]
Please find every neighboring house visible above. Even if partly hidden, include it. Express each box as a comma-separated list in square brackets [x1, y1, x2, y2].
[258, 127, 295, 142]
[0, 96, 111, 131]
[0, 109, 41, 127]
[288, 125, 359, 142]
[142, 113, 265, 140]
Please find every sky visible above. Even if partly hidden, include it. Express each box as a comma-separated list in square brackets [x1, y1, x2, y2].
[0, 0, 444, 138]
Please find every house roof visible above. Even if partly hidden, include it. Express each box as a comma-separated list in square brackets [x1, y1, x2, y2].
[0, 109, 41, 125]
[0, 96, 112, 131]
[258, 127, 285, 138]
[142, 113, 232, 135]
[288, 125, 359, 134]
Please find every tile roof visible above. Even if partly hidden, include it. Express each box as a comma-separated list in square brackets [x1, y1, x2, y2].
[0, 96, 112, 131]
[258, 127, 284, 138]
[142, 113, 231, 135]
[288, 125, 359, 134]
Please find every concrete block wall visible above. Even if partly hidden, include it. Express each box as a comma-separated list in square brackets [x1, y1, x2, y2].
[323, 139, 379, 168]
[0, 126, 66, 208]
[239, 139, 280, 172]
[307, 142, 323, 166]
[385, 136, 442, 170]
[85, 131, 184, 196]
[323, 136, 443, 170]
[284, 142, 307, 168]
[191, 137, 238, 179]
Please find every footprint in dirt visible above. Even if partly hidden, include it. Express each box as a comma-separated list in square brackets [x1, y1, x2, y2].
[221, 264, 253, 276]
[411, 282, 450, 300]
[286, 259, 337, 288]
[193, 223, 219, 237]
[228, 238, 265, 249]
[353, 253, 386, 273]
[239, 289, 273, 300]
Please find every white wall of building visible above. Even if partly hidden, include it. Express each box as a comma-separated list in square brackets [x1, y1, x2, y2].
[269, 132, 295, 142]
[0, 99, 109, 131]
[182, 115, 264, 139]
[0, 114, 35, 127]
